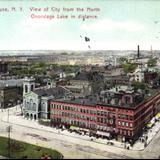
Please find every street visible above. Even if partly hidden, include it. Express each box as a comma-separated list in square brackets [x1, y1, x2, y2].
[0, 106, 160, 159]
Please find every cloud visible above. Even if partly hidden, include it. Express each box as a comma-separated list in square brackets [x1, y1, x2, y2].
[81, 19, 145, 32]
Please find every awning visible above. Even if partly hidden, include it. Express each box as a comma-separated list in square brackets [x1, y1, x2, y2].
[147, 123, 153, 128]
[70, 126, 79, 130]
[155, 113, 160, 119]
[97, 131, 110, 137]
[79, 128, 90, 132]
[150, 117, 156, 124]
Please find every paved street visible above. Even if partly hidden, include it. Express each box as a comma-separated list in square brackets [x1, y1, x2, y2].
[0, 106, 160, 159]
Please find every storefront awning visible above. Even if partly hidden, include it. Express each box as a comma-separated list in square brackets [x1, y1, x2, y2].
[97, 131, 110, 137]
[147, 123, 153, 128]
[155, 113, 160, 119]
[70, 126, 79, 130]
[79, 128, 90, 132]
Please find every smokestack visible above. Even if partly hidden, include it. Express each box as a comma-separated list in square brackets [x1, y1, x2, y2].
[137, 45, 140, 58]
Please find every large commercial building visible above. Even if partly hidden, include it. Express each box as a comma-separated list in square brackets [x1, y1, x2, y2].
[0, 79, 24, 108]
[50, 86, 160, 141]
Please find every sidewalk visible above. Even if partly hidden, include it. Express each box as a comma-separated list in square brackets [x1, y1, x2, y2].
[132, 120, 160, 150]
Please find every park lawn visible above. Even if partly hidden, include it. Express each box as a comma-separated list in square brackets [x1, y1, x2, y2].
[0, 136, 63, 159]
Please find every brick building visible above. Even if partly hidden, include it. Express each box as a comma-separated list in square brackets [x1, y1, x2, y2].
[50, 87, 160, 141]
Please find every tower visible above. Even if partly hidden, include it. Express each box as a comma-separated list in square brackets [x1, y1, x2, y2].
[137, 45, 140, 59]
[23, 77, 35, 96]
[151, 45, 154, 57]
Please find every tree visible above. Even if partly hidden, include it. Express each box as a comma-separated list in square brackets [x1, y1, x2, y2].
[147, 58, 157, 67]
[119, 57, 128, 64]
[132, 81, 146, 91]
[123, 63, 137, 73]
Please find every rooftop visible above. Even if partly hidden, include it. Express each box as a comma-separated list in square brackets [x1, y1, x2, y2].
[0, 79, 24, 88]
[52, 87, 160, 110]
[33, 86, 70, 98]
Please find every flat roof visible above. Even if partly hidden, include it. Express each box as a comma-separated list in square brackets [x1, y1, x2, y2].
[52, 88, 160, 110]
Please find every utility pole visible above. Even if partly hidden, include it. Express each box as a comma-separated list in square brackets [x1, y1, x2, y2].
[7, 109, 11, 158]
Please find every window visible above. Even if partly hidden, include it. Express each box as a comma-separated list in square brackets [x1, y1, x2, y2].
[129, 116, 133, 120]
[122, 122, 125, 126]
[122, 129, 125, 135]
[25, 85, 28, 93]
[126, 122, 129, 127]
[130, 123, 133, 127]
[118, 121, 121, 126]
[31, 84, 34, 91]
[118, 128, 121, 134]
[110, 120, 113, 124]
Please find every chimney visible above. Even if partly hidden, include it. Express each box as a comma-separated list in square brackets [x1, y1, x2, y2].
[137, 45, 140, 58]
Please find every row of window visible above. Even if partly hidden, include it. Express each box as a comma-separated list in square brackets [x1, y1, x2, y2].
[118, 121, 133, 127]
[97, 117, 114, 124]
[97, 125, 113, 132]
[52, 111, 96, 121]
[52, 104, 97, 114]
[25, 102, 36, 111]
[97, 110, 115, 117]
[51, 104, 117, 117]
[52, 118, 113, 131]
[118, 128, 133, 136]
[118, 114, 133, 120]
[52, 118, 96, 129]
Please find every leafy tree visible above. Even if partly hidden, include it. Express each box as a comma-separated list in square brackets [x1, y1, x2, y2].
[147, 58, 157, 67]
[132, 81, 146, 91]
[123, 63, 137, 73]
[119, 57, 128, 64]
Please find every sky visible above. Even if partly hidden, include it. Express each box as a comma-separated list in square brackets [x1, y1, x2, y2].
[0, 0, 160, 50]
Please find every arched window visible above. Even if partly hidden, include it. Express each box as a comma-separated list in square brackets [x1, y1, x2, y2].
[43, 102, 46, 112]
[33, 103, 36, 111]
[30, 99, 33, 110]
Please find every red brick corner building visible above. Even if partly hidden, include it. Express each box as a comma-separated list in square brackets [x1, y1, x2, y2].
[50, 87, 160, 142]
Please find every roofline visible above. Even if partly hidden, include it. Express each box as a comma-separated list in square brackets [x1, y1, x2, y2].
[50, 91, 160, 110]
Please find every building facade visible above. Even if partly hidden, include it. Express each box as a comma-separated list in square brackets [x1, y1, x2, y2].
[23, 78, 72, 120]
[0, 62, 8, 74]
[0, 86, 22, 109]
[0, 78, 24, 109]
[50, 91, 160, 141]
